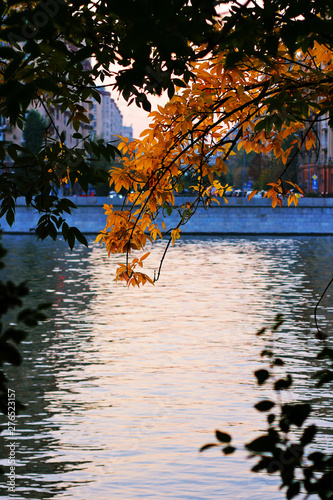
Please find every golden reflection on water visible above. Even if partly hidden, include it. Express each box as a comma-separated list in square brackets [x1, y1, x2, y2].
[1, 235, 332, 499]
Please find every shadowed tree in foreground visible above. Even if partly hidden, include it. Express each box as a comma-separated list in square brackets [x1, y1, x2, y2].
[0, 2, 333, 497]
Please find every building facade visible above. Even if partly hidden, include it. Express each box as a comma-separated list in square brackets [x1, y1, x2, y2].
[95, 88, 133, 142]
[1, 88, 133, 154]
[298, 115, 333, 196]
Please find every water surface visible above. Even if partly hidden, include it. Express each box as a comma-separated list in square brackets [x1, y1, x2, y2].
[1, 235, 332, 499]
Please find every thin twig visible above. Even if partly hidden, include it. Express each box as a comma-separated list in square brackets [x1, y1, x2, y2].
[314, 274, 333, 337]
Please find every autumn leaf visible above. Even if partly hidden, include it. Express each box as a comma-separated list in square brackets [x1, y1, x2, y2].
[248, 190, 258, 201]
[98, 36, 333, 284]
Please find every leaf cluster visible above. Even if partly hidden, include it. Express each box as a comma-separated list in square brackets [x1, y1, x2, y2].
[0, 236, 50, 473]
[0, 0, 219, 116]
[0, 135, 119, 248]
[1, 1, 333, 269]
[98, 32, 333, 284]
[200, 315, 333, 500]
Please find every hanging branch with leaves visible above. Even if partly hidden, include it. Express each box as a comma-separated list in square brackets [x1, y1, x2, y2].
[98, 39, 333, 286]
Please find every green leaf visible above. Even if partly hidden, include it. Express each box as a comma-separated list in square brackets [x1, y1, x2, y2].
[22, 317, 38, 327]
[254, 369, 270, 385]
[60, 198, 77, 210]
[225, 50, 242, 68]
[215, 430, 232, 443]
[254, 400, 275, 412]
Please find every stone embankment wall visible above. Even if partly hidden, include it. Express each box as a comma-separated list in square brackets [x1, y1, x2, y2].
[1, 196, 333, 234]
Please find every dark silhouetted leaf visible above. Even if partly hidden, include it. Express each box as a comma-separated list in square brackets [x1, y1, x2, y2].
[0, 342, 22, 365]
[254, 400, 275, 412]
[199, 443, 218, 452]
[251, 456, 272, 472]
[287, 482, 300, 499]
[256, 327, 266, 336]
[274, 374, 292, 391]
[301, 425, 317, 446]
[246, 434, 278, 453]
[282, 403, 311, 427]
[3, 327, 27, 344]
[272, 314, 284, 330]
[222, 445, 236, 455]
[215, 430, 232, 443]
[316, 370, 333, 387]
[261, 349, 273, 357]
[267, 413, 275, 425]
[317, 347, 333, 360]
[254, 369, 270, 385]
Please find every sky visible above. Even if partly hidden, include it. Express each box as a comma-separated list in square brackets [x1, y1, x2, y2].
[95, 1, 234, 139]
[100, 2, 232, 139]
[111, 89, 168, 139]
[95, 60, 168, 139]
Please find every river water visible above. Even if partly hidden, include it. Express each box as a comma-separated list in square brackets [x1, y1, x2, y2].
[0, 235, 332, 500]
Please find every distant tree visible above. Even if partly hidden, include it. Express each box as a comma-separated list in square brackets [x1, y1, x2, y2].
[22, 110, 47, 154]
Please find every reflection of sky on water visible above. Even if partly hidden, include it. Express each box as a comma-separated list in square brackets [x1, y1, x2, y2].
[0, 235, 332, 499]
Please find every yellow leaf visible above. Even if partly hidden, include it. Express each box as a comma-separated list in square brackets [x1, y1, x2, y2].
[95, 233, 104, 243]
[171, 228, 181, 246]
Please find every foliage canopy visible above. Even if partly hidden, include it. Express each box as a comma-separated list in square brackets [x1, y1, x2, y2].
[1, 3, 333, 498]
[0, 0, 332, 269]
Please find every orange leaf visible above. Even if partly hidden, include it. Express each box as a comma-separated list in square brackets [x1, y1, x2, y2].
[140, 252, 150, 261]
[247, 190, 258, 201]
